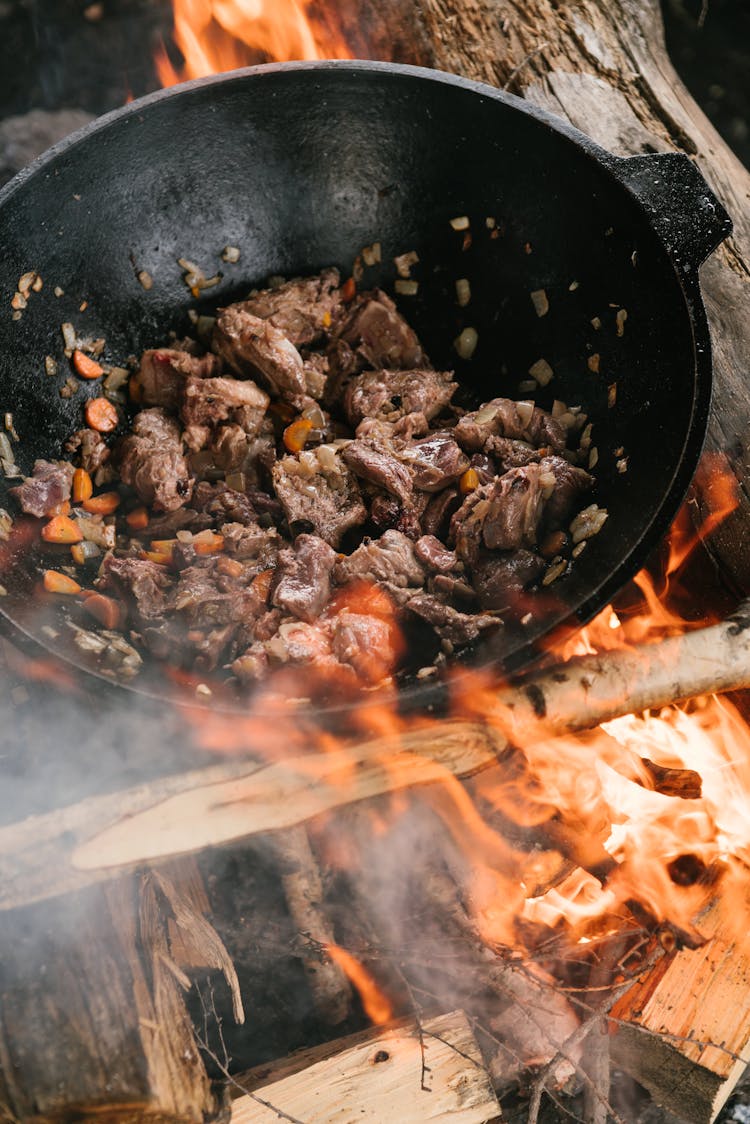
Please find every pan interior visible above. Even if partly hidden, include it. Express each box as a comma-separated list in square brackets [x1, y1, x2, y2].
[0, 65, 701, 702]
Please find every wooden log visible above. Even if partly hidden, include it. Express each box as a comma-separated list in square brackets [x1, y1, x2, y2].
[347, 0, 750, 592]
[229, 1010, 501, 1123]
[3, 604, 750, 910]
[609, 898, 750, 1123]
[0, 874, 227, 1123]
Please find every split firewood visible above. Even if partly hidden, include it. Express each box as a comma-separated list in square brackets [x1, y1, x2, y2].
[230, 1009, 501, 1123]
[610, 897, 750, 1124]
[0, 873, 227, 1124]
[269, 826, 352, 1026]
[2, 605, 750, 911]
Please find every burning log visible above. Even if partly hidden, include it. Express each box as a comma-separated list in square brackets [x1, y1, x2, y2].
[3, 604, 750, 910]
[230, 1010, 501, 1123]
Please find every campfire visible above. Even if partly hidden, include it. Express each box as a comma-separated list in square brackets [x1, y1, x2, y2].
[2, 3, 750, 1124]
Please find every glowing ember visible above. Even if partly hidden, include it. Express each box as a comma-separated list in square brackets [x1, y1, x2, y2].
[156, 0, 352, 86]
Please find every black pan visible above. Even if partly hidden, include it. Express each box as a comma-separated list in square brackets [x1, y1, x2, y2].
[0, 61, 732, 706]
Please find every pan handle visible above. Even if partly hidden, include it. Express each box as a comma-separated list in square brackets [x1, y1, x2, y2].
[611, 151, 732, 269]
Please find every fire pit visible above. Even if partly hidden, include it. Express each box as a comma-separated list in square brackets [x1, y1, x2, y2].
[2, 4, 750, 1124]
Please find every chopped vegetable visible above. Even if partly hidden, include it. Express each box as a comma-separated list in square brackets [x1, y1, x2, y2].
[341, 277, 356, 303]
[82, 491, 120, 515]
[150, 538, 177, 555]
[252, 569, 274, 602]
[587, 353, 600, 374]
[85, 397, 118, 433]
[141, 549, 173, 565]
[394, 250, 419, 278]
[82, 592, 123, 630]
[125, 506, 149, 530]
[459, 467, 479, 494]
[454, 327, 478, 360]
[450, 216, 470, 231]
[11, 293, 27, 311]
[137, 270, 153, 290]
[72, 468, 94, 503]
[528, 358, 554, 386]
[530, 289, 549, 317]
[41, 515, 83, 544]
[608, 383, 617, 408]
[61, 323, 77, 351]
[361, 242, 381, 266]
[45, 355, 58, 377]
[455, 278, 471, 307]
[394, 279, 419, 296]
[70, 540, 101, 565]
[283, 417, 314, 454]
[616, 308, 628, 336]
[217, 556, 244, 578]
[193, 531, 225, 556]
[46, 500, 71, 518]
[221, 245, 241, 264]
[43, 570, 81, 595]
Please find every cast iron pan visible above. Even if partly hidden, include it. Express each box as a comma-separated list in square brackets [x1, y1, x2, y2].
[0, 61, 732, 709]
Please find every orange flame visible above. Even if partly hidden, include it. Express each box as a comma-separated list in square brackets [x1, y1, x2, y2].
[156, 0, 351, 87]
[326, 943, 393, 1025]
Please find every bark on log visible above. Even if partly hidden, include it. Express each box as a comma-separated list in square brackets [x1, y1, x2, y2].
[340, 0, 750, 591]
[0, 873, 228, 1124]
[3, 604, 750, 910]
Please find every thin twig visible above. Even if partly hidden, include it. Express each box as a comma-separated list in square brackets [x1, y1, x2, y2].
[503, 43, 549, 91]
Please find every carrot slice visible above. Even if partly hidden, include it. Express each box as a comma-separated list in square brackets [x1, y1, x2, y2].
[41, 515, 83, 544]
[283, 418, 313, 454]
[72, 349, 104, 380]
[43, 570, 81, 595]
[82, 491, 120, 515]
[45, 499, 71, 517]
[150, 539, 177, 555]
[459, 467, 479, 494]
[251, 568, 274, 603]
[193, 532, 224, 556]
[129, 374, 143, 404]
[72, 468, 93, 503]
[341, 276, 357, 303]
[125, 506, 149, 530]
[82, 592, 122, 629]
[85, 397, 118, 433]
[141, 550, 173, 566]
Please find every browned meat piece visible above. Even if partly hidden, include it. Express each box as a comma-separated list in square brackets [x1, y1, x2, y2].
[139, 348, 223, 409]
[415, 535, 459, 573]
[422, 487, 461, 539]
[191, 482, 258, 526]
[263, 618, 337, 668]
[539, 456, 594, 528]
[469, 453, 497, 485]
[64, 429, 110, 475]
[272, 534, 337, 623]
[173, 561, 262, 629]
[342, 439, 413, 504]
[272, 452, 366, 548]
[343, 368, 456, 429]
[335, 529, 425, 590]
[485, 436, 544, 472]
[472, 550, 546, 610]
[397, 432, 469, 492]
[369, 492, 401, 533]
[98, 555, 173, 621]
[454, 399, 566, 454]
[483, 465, 548, 552]
[145, 507, 213, 538]
[181, 376, 269, 434]
[118, 408, 193, 512]
[190, 624, 236, 673]
[334, 290, 428, 370]
[405, 593, 501, 646]
[211, 424, 249, 472]
[330, 609, 399, 684]
[213, 306, 307, 403]
[238, 268, 341, 348]
[221, 521, 281, 566]
[450, 465, 549, 562]
[11, 459, 74, 518]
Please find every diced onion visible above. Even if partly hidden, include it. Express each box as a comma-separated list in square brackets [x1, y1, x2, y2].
[394, 279, 419, 296]
[138, 270, 153, 290]
[394, 250, 419, 278]
[361, 242, 382, 266]
[454, 326, 478, 360]
[528, 358, 553, 386]
[221, 245, 241, 263]
[607, 383, 617, 408]
[61, 322, 76, 350]
[450, 216, 470, 231]
[0, 433, 13, 462]
[517, 379, 537, 394]
[530, 289, 549, 317]
[516, 400, 535, 428]
[616, 308, 628, 336]
[474, 402, 499, 424]
[455, 278, 471, 307]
